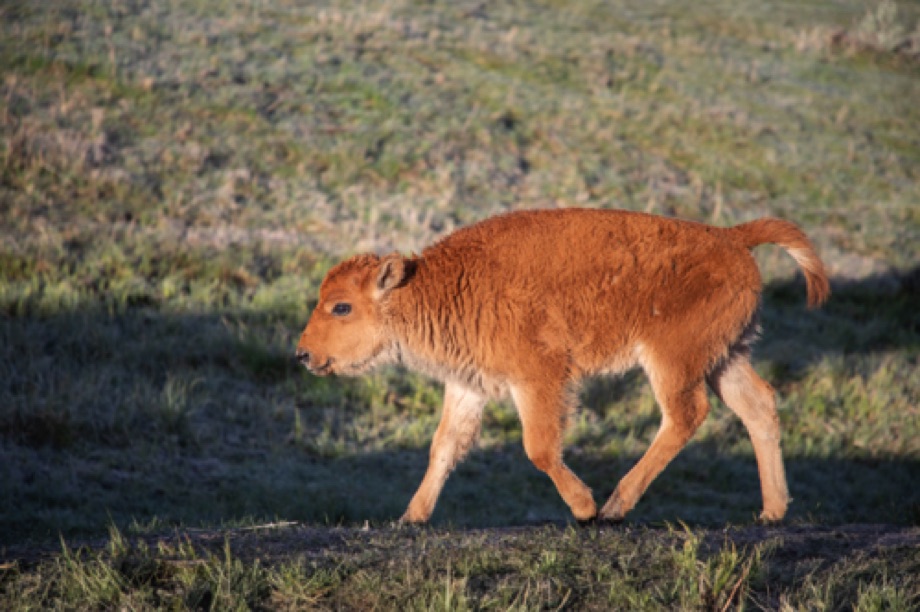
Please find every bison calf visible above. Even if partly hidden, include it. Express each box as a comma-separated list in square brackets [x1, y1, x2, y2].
[296, 208, 829, 523]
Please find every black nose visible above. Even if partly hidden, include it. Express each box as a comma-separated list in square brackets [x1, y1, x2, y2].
[295, 350, 310, 365]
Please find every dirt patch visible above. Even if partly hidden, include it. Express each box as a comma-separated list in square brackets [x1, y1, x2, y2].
[5, 521, 918, 569]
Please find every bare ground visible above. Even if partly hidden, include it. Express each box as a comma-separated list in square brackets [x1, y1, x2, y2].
[4, 521, 918, 569]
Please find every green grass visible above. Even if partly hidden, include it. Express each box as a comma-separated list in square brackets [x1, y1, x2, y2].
[3, 523, 918, 610]
[2, 0, 919, 607]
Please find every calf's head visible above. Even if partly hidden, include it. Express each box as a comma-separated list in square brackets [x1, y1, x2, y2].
[296, 253, 410, 376]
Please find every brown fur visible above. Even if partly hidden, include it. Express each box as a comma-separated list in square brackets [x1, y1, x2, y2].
[296, 208, 830, 523]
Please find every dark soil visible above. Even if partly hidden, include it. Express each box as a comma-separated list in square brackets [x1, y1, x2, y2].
[4, 521, 918, 569]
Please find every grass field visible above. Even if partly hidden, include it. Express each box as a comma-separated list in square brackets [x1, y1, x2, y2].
[1, 0, 919, 608]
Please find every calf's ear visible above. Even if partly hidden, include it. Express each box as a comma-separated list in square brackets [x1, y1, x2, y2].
[375, 253, 412, 295]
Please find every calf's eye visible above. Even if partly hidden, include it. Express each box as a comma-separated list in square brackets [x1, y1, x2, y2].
[331, 303, 352, 316]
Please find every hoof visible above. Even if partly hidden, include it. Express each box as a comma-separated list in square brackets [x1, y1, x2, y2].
[758, 499, 789, 523]
[398, 511, 430, 526]
[758, 509, 786, 523]
[598, 494, 628, 523]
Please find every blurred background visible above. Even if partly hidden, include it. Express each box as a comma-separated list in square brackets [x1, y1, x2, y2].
[1, 0, 918, 545]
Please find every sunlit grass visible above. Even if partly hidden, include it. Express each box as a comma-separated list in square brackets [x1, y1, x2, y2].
[2, 523, 916, 610]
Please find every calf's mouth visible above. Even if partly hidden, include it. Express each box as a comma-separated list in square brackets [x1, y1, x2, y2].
[310, 358, 334, 375]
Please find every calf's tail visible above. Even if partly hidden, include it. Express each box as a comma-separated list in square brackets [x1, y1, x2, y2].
[730, 218, 830, 309]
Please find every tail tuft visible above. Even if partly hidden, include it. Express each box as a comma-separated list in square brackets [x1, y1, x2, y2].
[731, 218, 830, 309]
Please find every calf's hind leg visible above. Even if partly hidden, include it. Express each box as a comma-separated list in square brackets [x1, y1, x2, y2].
[600, 374, 710, 521]
[707, 357, 789, 521]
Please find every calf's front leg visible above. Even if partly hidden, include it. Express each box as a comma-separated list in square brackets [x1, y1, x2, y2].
[400, 383, 486, 523]
[511, 382, 597, 521]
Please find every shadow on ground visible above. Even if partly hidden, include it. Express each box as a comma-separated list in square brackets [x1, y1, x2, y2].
[1, 267, 918, 546]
